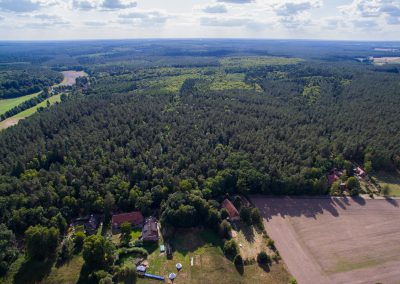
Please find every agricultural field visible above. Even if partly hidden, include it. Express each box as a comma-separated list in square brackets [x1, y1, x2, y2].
[373, 57, 400, 65]
[374, 171, 400, 197]
[60, 71, 88, 86]
[136, 228, 291, 284]
[251, 196, 400, 284]
[0, 93, 62, 130]
[0, 91, 42, 115]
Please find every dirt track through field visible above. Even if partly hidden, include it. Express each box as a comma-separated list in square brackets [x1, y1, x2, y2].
[251, 196, 400, 284]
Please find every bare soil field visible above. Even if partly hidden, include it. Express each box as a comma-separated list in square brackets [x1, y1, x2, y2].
[60, 71, 87, 86]
[373, 57, 400, 65]
[251, 196, 400, 284]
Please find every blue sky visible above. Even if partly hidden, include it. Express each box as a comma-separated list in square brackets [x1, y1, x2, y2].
[0, 0, 399, 40]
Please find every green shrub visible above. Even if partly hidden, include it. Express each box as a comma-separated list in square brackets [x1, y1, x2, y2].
[219, 220, 232, 239]
[257, 251, 270, 264]
[74, 231, 86, 253]
[223, 239, 238, 259]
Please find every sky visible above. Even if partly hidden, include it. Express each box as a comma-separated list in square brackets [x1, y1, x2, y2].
[0, 0, 399, 41]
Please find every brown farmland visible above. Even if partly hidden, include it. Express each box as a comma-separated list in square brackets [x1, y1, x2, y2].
[251, 196, 400, 284]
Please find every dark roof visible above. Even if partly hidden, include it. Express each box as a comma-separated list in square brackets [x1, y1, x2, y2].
[222, 199, 239, 219]
[142, 217, 159, 241]
[84, 214, 100, 235]
[112, 211, 144, 228]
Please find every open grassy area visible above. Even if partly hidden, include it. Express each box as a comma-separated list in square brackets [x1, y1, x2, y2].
[0, 254, 83, 284]
[0, 91, 42, 115]
[220, 56, 303, 68]
[137, 228, 290, 284]
[0, 93, 62, 130]
[374, 171, 400, 197]
[232, 222, 271, 261]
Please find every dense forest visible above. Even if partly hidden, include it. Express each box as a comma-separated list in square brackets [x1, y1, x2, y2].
[0, 40, 400, 280]
[0, 66, 62, 99]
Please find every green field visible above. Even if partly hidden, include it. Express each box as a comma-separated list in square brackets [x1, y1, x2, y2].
[136, 229, 291, 284]
[220, 56, 303, 68]
[0, 94, 62, 130]
[0, 92, 42, 115]
[0, 254, 83, 284]
[374, 171, 400, 197]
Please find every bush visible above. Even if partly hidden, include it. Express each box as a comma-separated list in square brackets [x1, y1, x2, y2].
[234, 254, 243, 267]
[114, 263, 137, 284]
[239, 206, 252, 225]
[257, 251, 270, 264]
[118, 247, 148, 259]
[74, 231, 86, 253]
[288, 277, 298, 284]
[57, 238, 74, 265]
[223, 239, 238, 259]
[267, 238, 275, 250]
[220, 208, 229, 220]
[219, 220, 232, 239]
[250, 208, 264, 229]
[271, 253, 280, 262]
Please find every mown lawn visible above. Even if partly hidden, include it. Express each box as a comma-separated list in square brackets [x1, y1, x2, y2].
[0, 254, 83, 284]
[374, 171, 400, 197]
[0, 91, 42, 115]
[137, 228, 291, 284]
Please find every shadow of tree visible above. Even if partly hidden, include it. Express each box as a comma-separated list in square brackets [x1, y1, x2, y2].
[235, 264, 244, 275]
[258, 263, 270, 273]
[384, 196, 399, 207]
[239, 223, 255, 243]
[170, 228, 222, 257]
[13, 257, 55, 284]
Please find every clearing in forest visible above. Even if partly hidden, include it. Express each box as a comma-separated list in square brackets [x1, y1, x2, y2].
[0, 91, 42, 116]
[60, 71, 88, 86]
[0, 94, 62, 130]
[251, 196, 400, 284]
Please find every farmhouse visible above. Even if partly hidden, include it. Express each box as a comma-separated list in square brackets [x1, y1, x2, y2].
[327, 169, 342, 186]
[111, 211, 144, 233]
[73, 214, 100, 235]
[222, 199, 240, 221]
[142, 216, 159, 242]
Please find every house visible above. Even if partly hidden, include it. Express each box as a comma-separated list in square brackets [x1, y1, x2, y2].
[355, 167, 366, 178]
[142, 216, 159, 242]
[221, 199, 240, 221]
[84, 214, 100, 235]
[73, 215, 100, 235]
[327, 168, 343, 186]
[111, 211, 144, 233]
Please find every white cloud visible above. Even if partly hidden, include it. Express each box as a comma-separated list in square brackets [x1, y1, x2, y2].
[118, 10, 170, 25]
[0, 0, 399, 40]
[72, 0, 136, 10]
[217, 0, 254, 3]
[274, 0, 322, 16]
[203, 4, 227, 14]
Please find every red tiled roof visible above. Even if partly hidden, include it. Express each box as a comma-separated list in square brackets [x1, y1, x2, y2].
[112, 211, 144, 227]
[356, 167, 365, 176]
[328, 174, 339, 185]
[222, 199, 239, 219]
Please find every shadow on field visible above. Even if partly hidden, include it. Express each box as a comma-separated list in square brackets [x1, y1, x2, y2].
[250, 195, 370, 220]
[384, 196, 399, 207]
[13, 257, 55, 284]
